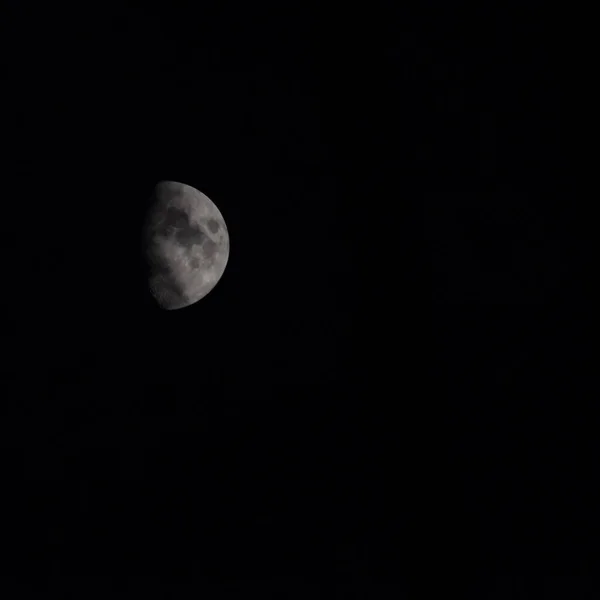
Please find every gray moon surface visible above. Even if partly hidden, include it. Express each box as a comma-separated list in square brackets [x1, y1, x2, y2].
[142, 181, 230, 310]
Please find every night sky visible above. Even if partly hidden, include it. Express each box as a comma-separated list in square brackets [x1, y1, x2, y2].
[1, 3, 589, 598]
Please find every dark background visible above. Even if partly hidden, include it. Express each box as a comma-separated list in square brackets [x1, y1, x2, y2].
[0, 2, 591, 598]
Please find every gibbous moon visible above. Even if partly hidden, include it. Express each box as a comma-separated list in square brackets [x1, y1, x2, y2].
[142, 181, 230, 310]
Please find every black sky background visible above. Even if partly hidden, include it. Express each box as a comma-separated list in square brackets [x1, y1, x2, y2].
[0, 2, 592, 598]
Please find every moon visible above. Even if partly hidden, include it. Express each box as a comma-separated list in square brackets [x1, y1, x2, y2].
[142, 181, 230, 310]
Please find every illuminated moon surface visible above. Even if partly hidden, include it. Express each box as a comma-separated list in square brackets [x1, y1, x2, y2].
[142, 180, 230, 310]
